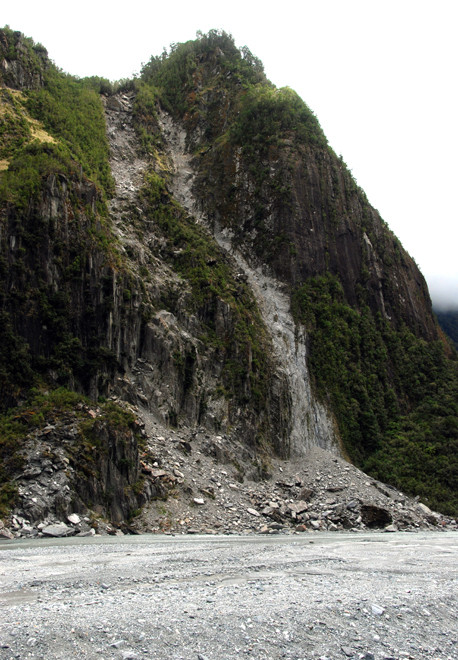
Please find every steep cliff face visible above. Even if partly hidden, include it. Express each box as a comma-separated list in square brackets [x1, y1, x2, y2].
[104, 90, 296, 455]
[131, 32, 458, 513]
[0, 28, 303, 523]
[0, 27, 48, 90]
[0, 27, 277, 430]
[146, 46, 435, 341]
[0, 166, 142, 402]
[201, 140, 435, 339]
[157, 109, 337, 456]
[0, 28, 457, 520]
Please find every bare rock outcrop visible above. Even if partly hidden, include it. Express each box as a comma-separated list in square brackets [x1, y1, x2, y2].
[5, 403, 456, 539]
[0, 28, 48, 90]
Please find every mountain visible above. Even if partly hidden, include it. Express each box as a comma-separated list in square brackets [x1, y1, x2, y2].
[435, 309, 458, 350]
[0, 27, 456, 530]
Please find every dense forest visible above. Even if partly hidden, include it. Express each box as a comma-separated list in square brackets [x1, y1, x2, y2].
[436, 309, 458, 349]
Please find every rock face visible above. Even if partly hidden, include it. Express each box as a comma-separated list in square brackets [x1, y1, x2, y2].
[0, 28, 456, 528]
[9, 402, 150, 525]
[159, 109, 338, 456]
[0, 168, 141, 405]
[100, 90, 294, 452]
[0, 28, 48, 90]
[176, 60, 436, 342]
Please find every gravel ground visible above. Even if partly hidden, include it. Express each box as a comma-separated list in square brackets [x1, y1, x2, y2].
[0, 532, 456, 660]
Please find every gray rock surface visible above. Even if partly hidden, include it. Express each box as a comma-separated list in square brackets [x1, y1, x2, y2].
[5, 406, 456, 540]
[41, 522, 73, 537]
[0, 532, 456, 659]
[159, 109, 338, 457]
[131, 413, 456, 536]
[1, 93, 455, 544]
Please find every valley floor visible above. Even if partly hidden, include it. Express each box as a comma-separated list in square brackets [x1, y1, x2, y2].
[0, 531, 456, 659]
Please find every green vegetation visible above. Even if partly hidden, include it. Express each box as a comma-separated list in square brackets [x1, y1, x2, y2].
[0, 89, 32, 159]
[139, 169, 271, 412]
[436, 309, 458, 349]
[292, 274, 388, 459]
[139, 29, 324, 157]
[0, 140, 74, 206]
[0, 25, 48, 82]
[292, 273, 458, 515]
[231, 85, 327, 153]
[141, 29, 265, 117]
[24, 70, 114, 196]
[1, 27, 113, 207]
[133, 82, 161, 155]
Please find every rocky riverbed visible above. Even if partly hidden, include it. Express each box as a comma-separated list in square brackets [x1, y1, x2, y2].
[0, 532, 456, 659]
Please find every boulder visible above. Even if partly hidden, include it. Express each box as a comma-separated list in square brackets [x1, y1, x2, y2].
[42, 522, 74, 537]
[360, 504, 392, 528]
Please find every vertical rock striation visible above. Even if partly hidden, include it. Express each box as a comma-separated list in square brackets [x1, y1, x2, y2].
[159, 110, 338, 455]
[1, 28, 456, 518]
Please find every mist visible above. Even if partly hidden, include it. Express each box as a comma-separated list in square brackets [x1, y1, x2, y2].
[427, 275, 458, 312]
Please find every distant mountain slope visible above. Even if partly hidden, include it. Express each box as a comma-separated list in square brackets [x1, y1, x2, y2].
[436, 309, 458, 349]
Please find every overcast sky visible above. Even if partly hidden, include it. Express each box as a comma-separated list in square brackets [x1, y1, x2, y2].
[3, 0, 457, 309]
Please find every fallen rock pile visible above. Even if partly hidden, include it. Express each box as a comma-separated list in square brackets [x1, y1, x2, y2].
[131, 411, 456, 536]
[2, 404, 456, 540]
